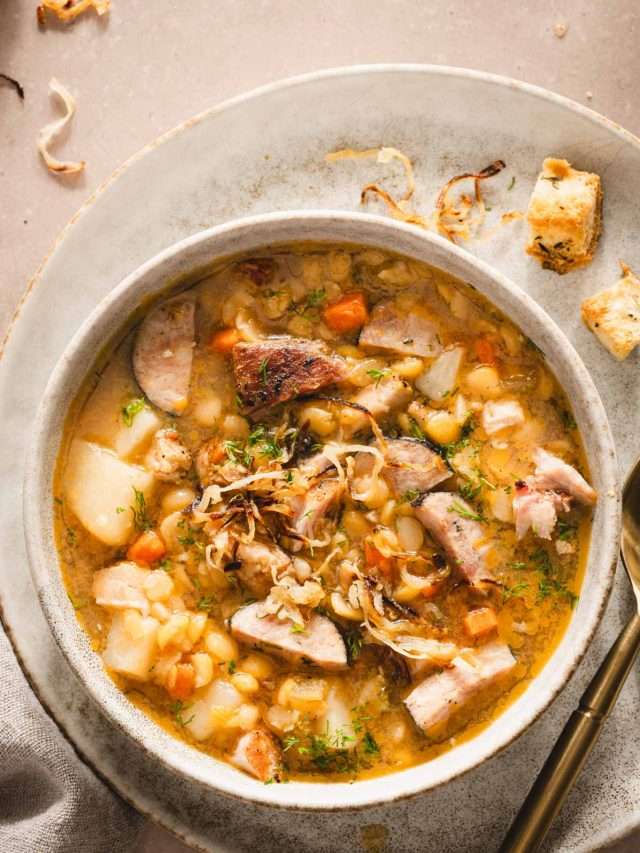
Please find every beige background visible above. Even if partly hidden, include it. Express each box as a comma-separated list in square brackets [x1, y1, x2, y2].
[2, 1, 639, 851]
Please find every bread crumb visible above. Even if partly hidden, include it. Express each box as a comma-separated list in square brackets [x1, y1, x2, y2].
[582, 262, 640, 360]
[553, 22, 568, 38]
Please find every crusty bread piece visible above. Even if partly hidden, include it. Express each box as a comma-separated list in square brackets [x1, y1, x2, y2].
[581, 262, 640, 360]
[526, 158, 602, 274]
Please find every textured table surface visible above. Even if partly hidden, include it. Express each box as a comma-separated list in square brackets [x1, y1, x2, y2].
[2, 2, 640, 851]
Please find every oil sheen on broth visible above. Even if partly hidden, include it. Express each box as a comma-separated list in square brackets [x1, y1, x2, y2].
[55, 244, 596, 784]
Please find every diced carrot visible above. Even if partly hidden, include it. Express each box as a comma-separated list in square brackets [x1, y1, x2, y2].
[474, 337, 496, 365]
[463, 607, 498, 639]
[209, 327, 241, 353]
[167, 663, 195, 700]
[323, 292, 369, 333]
[209, 443, 227, 464]
[127, 529, 166, 565]
[420, 580, 443, 600]
[364, 540, 393, 577]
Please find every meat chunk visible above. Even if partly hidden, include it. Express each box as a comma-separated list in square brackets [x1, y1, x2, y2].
[230, 729, 281, 782]
[145, 428, 191, 481]
[532, 448, 597, 505]
[381, 438, 450, 496]
[481, 399, 525, 436]
[133, 295, 195, 414]
[582, 262, 640, 361]
[232, 337, 347, 412]
[343, 378, 413, 437]
[526, 157, 602, 274]
[290, 478, 343, 540]
[513, 481, 571, 540]
[92, 561, 150, 615]
[298, 451, 334, 479]
[235, 540, 292, 598]
[230, 603, 348, 670]
[404, 642, 516, 734]
[359, 299, 442, 357]
[414, 492, 494, 585]
[196, 438, 247, 487]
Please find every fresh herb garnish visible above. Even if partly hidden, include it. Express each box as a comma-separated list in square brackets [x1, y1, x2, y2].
[507, 176, 516, 191]
[290, 622, 306, 634]
[448, 500, 484, 523]
[305, 288, 326, 309]
[409, 417, 426, 441]
[169, 700, 194, 728]
[345, 629, 363, 663]
[557, 520, 576, 541]
[502, 581, 530, 603]
[401, 488, 420, 504]
[227, 660, 237, 675]
[366, 368, 390, 386]
[459, 481, 481, 501]
[196, 595, 215, 612]
[115, 506, 125, 514]
[130, 487, 151, 531]
[259, 358, 269, 386]
[223, 439, 251, 467]
[362, 732, 380, 756]
[121, 397, 146, 427]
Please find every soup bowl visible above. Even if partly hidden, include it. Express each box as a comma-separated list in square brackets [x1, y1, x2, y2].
[24, 210, 620, 810]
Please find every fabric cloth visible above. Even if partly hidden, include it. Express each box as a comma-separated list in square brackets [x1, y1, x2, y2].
[0, 625, 143, 853]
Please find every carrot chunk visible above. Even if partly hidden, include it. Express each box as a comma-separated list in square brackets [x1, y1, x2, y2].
[167, 663, 195, 700]
[127, 529, 166, 565]
[474, 337, 496, 365]
[323, 292, 369, 333]
[364, 540, 393, 577]
[209, 327, 241, 353]
[463, 607, 498, 639]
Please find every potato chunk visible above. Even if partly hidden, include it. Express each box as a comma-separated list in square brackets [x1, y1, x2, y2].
[102, 610, 159, 680]
[526, 157, 602, 274]
[581, 262, 640, 360]
[64, 440, 156, 546]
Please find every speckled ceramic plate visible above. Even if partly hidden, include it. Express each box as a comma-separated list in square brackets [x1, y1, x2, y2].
[2, 65, 640, 852]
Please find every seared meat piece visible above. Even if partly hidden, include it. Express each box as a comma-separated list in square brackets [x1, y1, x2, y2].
[481, 399, 525, 436]
[195, 438, 247, 487]
[343, 378, 412, 437]
[382, 437, 449, 497]
[290, 478, 343, 540]
[230, 728, 281, 781]
[145, 428, 191, 482]
[513, 481, 571, 540]
[232, 337, 347, 412]
[298, 451, 334, 479]
[404, 641, 516, 734]
[532, 448, 597, 505]
[359, 299, 442, 357]
[414, 492, 494, 586]
[230, 603, 348, 670]
[133, 295, 195, 414]
[235, 540, 292, 598]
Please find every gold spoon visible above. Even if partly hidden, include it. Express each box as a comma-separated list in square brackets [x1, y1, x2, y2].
[500, 458, 639, 853]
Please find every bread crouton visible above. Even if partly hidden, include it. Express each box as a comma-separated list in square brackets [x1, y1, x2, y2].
[581, 263, 640, 360]
[526, 158, 602, 274]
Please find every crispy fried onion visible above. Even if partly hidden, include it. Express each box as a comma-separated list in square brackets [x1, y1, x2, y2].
[326, 146, 428, 227]
[37, 78, 85, 175]
[263, 576, 325, 627]
[353, 579, 458, 662]
[435, 160, 506, 243]
[37, 0, 110, 23]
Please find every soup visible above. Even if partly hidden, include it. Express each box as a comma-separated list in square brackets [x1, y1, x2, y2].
[55, 244, 596, 784]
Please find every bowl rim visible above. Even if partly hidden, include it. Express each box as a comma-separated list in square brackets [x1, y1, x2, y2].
[23, 209, 620, 810]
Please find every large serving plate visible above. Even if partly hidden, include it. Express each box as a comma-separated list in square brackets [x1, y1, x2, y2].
[2, 65, 639, 851]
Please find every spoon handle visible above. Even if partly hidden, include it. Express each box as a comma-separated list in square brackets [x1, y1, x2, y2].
[499, 610, 640, 853]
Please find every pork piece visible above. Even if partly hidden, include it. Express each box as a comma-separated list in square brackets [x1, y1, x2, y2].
[343, 378, 413, 437]
[196, 438, 247, 487]
[145, 428, 191, 482]
[230, 729, 281, 782]
[404, 642, 516, 734]
[232, 337, 347, 412]
[481, 399, 525, 436]
[235, 540, 292, 598]
[359, 299, 442, 358]
[132, 295, 195, 414]
[290, 478, 343, 540]
[230, 603, 348, 670]
[414, 492, 494, 585]
[382, 437, 450, 497]
[532, 448, 597, 505]
[513, 481, 571, 540]
[298, 451, 334, 479]
[92, 561, 150, 615]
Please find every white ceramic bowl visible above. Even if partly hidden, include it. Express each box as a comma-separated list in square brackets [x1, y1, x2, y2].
[24, 211, 620, 810]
